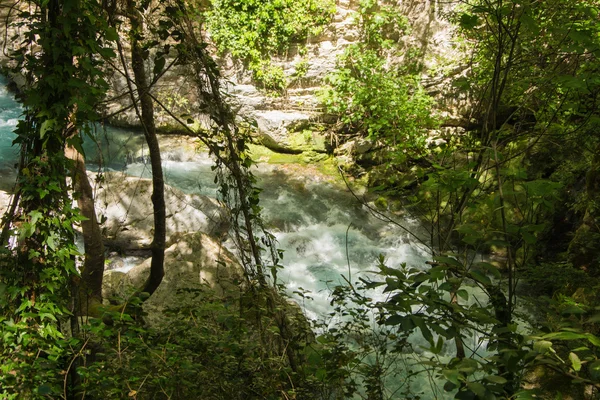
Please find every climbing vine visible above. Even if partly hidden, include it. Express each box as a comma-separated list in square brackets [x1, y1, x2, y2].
[0, 0, 115, 397]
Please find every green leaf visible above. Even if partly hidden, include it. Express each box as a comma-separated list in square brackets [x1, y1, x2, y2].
[46, 235, 56, 251]
[105, 26, 119, 41]
[433, 255, 463, 268]
[514, 389, 541, 399]
[589, 360, 600, 381]
[411, 315, 433, 345]
[432, 336, 444, 354]
[585, 313, 600, 324]
[429, 265, 447, 280]
[153, 56, 166, 76]
[521, 230, 537, 245]
[585, 333, 600, 347]
[475, 262, 501, 279]
[569, 352, 581, 372]
[384, 315, 404, 326]
[29, 210, 43, 225]
[456, 358, 478, 374]
[38, 384, 52, 395]
[466, 381, 486, 397]
[533, 340, 553, 354]
[457, 289, 469, 301]
[543, 331, 586, 341]
[459, 13, 479, 30]
[470, 270, 491, 286]
[40, 119, 54, 139]
[485, 375, 507, 384]
[442, 369, 460, 386]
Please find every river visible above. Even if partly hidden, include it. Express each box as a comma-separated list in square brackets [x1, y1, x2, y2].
[0, 76, 488, 398]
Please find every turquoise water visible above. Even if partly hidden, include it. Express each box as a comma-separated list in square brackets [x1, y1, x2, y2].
[0, 76, 22, 190]
[0, 78, 488, 398]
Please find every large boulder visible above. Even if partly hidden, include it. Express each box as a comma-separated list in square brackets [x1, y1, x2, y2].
[95, 172, 229, 249]
[103, 232, 244, 326]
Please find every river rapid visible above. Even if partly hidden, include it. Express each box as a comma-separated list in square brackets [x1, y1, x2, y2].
[0, 77, 494, 398]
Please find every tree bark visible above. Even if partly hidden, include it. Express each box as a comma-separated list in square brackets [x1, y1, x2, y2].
[66, 144, 105, 315]
[127, 0, 166, 295]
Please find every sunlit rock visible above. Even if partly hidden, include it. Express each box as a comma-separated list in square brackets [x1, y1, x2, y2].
[108, 232, 244, 326]
[95, 172, 229, 249]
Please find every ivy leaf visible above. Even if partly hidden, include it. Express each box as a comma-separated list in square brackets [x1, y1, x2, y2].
[29, 210, 42, 225]
[46, 235, 57, 251]
[40, 119, 55, 139]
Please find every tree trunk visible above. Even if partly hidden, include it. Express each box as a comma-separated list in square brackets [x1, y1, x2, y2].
[66, 144, 105, 315]
[127, 0, 166, 295]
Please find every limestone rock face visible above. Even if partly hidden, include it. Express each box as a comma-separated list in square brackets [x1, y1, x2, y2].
[102, 232, 244, 326]
[217, 0, 461, 150]
[95, 172, 229, 248]
[100, 1, 462, 153]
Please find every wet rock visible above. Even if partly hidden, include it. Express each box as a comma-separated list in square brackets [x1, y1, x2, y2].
[95, 172, 229, 249]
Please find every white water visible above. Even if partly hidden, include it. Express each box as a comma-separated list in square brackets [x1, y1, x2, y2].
[0, 78, 494, 398]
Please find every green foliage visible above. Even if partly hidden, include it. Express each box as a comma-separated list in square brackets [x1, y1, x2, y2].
[521, 262, 590, 296]
[205, 0, 335, 91]
[0, 0, 115, 397]
[73, 287, 320, 399]
[320, 0, 435, 161]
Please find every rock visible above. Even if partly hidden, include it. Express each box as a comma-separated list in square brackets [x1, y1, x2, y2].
[335, 138, 374, 156]
[0, 190, 10, 215]
[95, 172, 229, 248]
[102, 270, 129, 302]
[113, 232, 244, 326]
[255, 110, 313, 143]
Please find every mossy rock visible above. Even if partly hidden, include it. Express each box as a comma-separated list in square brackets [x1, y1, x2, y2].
[374, 196, 388, 210]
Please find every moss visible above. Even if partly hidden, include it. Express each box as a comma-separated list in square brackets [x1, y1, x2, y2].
[247, 144, 304, 164]
[287, 129, 328, 153]
[374, 196, 388, 210]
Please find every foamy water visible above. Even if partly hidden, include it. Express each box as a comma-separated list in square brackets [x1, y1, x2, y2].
[0, 77, 494, 398]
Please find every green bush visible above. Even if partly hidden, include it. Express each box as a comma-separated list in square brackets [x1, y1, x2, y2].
[206, 0, 335, 91]
[320, 0, 435, 160]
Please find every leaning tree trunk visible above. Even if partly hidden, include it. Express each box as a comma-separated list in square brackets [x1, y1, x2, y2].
[66, 143, 105, 315]
[126, 0, 166, 295]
